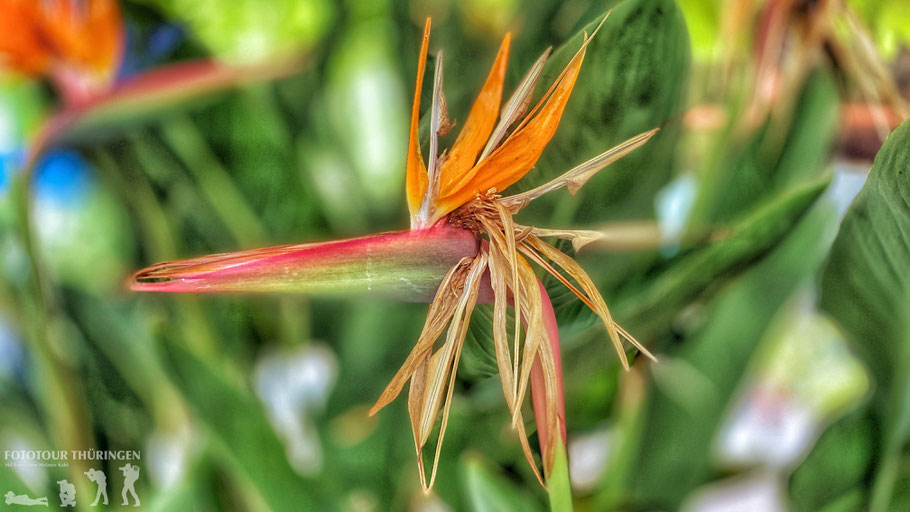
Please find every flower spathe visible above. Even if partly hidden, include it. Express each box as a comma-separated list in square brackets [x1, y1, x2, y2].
[131, 224, 481, 301]
[131, 13, 659, 491]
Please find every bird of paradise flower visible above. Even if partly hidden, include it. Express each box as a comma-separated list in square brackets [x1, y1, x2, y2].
[131, 13, 659, 490]
[0, 0, 123, 105]
[0, 0, 302, 169]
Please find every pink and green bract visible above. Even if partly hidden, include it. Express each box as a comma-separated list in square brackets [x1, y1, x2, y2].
[131, 14, 658, 489]
[132, 224, 479, 300]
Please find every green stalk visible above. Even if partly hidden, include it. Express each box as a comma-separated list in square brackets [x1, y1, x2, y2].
[11, 155, 95, 512]
[596, 364, 649, 509]
[547, 424, 574, 512]
[160, 116, 267, 247]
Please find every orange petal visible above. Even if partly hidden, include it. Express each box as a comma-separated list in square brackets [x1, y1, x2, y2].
[406, 19, 432, 221]
[84, 0, 124, 74]
[438, 33, 511, 197]
[44, 0, 123, 76]
[434, 47, 587, 219]
[0, 0, 51, 76]
[0, 0, 123, 82]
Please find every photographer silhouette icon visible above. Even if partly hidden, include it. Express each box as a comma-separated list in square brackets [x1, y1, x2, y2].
[120, 464, 140, 507]
[83, 468, 108, 506]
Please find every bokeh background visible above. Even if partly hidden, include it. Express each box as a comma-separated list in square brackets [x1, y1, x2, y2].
[1, 0, 909, 510]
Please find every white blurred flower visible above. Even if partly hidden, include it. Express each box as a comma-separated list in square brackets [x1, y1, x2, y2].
[715, 296, 869, 470]
[684, 471, 785, 512]
[718, 387, 815, 469]
[326, 20, 407, 210]
[828, 160, 869, 219]
[254, 343, 337, 476]
[0, 434, 47, 491]
[568, 427, 612, 493]
[656, 172, 697, 254]
[146, 423, 194, 491]
[0, 317, 24, 382]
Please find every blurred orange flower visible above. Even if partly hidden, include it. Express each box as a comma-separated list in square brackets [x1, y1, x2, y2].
[0, 0, 124, 104]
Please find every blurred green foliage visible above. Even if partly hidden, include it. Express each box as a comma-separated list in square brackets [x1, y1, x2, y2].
[1, 0, 908, 510]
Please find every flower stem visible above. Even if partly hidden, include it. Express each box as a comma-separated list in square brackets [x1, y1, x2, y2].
[547, 430, 574, 512]
[11, 143, 95, 500]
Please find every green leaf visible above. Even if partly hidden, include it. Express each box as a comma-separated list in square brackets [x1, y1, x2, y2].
[0, 411, 38, 500]
[460, 453, 543, 512]
[816, 119, 910, 512]
[138, 0, 332, 63]
[618, 192, 840, 508]
[163, 341, 334, 512]
[519, 0, 691, 225]
[613, 177, 831, 338]
[790, 413, 875, 511]
[771, 70, 841, 190]
[690, 69, 840, 227]
[676, 0, 722, 59]
[462, 304, 507, 380]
